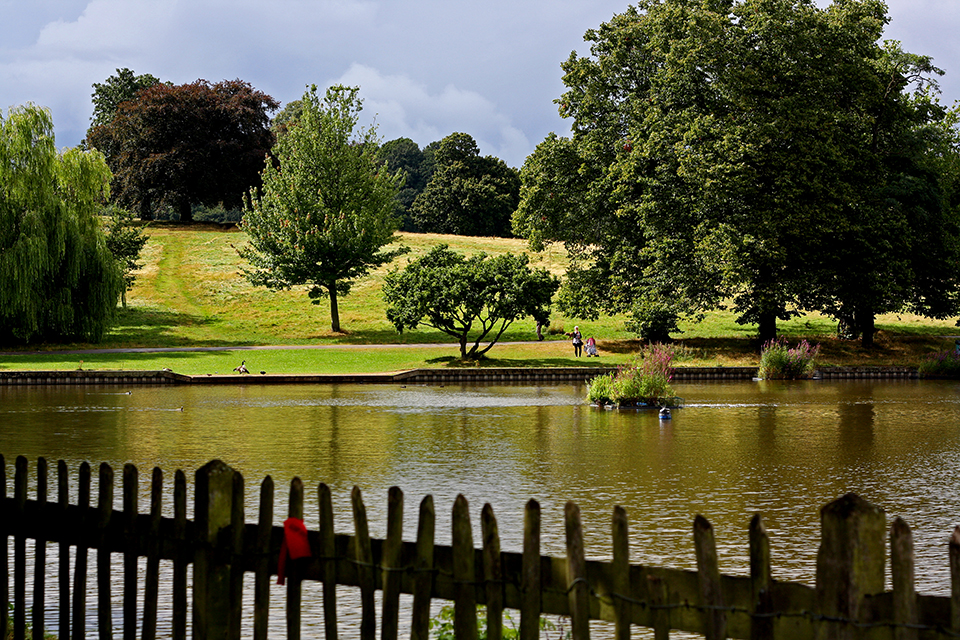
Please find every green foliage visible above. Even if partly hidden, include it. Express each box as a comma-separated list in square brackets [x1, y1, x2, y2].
[87, 78, 278, 222]
[516, 0, 960, 346]
[383, 244, 560, 358]
[429, 605, 559, 640]
[587, 344, 676, 405]
[0, 104, 124, 344]
[377, 137, 431, 231]
[241, 84, 408, 333]
[102, 205, 149, 307]
[412, 133, 520, 237]
[88, 67, 162, 132]
[917, 347, 960, 377]
[757, 338, 820, 380]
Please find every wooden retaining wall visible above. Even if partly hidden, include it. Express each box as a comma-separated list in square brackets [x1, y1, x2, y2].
[0, 365, 922, 386]
[4, 456, 960, 639]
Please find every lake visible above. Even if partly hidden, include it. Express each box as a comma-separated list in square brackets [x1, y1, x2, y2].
[2, 378, 959, 635]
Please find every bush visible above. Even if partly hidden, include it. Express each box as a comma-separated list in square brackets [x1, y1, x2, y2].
[758, 338, 820, 379]
[918, 348, 960, 377]
[586, 343, 676, 405]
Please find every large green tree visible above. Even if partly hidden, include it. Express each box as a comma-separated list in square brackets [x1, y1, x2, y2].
[412, 133, 519, 237]
[240, 85, 407, 333]
[88, 68, 162, 133]
[514, 0, 960, 345]
[0, 104, 124, 344]
[86, 79, 278, 222]
[377, 137, 431, 231]
[383, 245, 559, 358]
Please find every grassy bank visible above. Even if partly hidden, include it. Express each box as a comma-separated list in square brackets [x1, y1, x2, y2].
[0, 224, 957, 373]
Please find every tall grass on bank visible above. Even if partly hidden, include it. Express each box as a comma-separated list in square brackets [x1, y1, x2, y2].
[757, 338, 820, 379]
[587, 343, 676, 405]
[918, 346, 960, 377]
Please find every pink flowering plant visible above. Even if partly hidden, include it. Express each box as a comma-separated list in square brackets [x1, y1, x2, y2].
[757, 338, 820, 380]
[918, 349, 960, 377]
[587, 344, 676, 405]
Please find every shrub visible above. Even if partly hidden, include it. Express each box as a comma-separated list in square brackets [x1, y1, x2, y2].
[918, 348, 960, 377]
[757, 338, 820, 379]
[586, 343, 676, 405]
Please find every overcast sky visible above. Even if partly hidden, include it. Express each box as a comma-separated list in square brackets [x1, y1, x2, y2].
[1, 0, 958, 168]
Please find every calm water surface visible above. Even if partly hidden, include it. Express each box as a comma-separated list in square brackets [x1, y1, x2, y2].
[2, 379, 960, 634]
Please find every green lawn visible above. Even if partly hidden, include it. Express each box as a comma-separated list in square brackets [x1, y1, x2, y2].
[1, 224, 957, 372]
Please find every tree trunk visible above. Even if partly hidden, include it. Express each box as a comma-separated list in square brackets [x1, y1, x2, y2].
[857, 305, 876, 349]
[179, 200, 193, 223]
[329, 285, 341, 333]
[459, 334, 468, 359]
[757, 310, 777, 344]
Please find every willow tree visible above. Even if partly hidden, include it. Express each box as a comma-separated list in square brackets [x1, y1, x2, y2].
[240, 85, 407, 333]
[0, 104, 124, 344]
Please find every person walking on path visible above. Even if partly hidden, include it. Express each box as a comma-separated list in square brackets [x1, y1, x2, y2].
[566, 326, 583, 357]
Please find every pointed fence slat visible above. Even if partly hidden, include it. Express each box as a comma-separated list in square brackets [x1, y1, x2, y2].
[229, 471, 245, 639]
[97, 462, 114, 640]
[0, 454, 6, 640]
[172, 469, 187, 640]
[452, 494, 478, 640]
[32, 457, 47, 640]
[565, 501, 590, 640]
[612, 505, 630, 640]
[648, 575, 669, 640]
[286, 477, 304, 640]
[14, 456, 26, 640]
[71, 462, 91, 640]
[749, 514, 772, 640]
[481, 503, 504, 640]
[951, 526, 960, 634]
[142, 467, 162, 640]
[318, 483, 338, 640]
[891, 517, 917, 640]
[351, 486, 376, 640]
[253, 476, 274, 640]
[58, 460, 70, 640]
[123, 463, 138, 640]
[520, 499, 541, 640]
[694, 514, 725, 640]
[410, 494, 435, 640]
[381, 486, 404, 640]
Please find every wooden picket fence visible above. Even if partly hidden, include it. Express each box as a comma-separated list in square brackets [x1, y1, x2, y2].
[3, 455, 960, 640]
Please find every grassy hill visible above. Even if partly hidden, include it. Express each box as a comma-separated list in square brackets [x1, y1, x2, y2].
[2, 224, 958, 372]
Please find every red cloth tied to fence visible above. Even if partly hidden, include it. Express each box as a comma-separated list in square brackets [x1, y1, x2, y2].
[277, 517, 311, 585]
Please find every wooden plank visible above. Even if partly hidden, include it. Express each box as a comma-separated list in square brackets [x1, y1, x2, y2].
[481, 503, 503, 640]
[229, 472, 245, 639]
[410, 494, 435, 640]
[611, 505, 630, 640]
[520, 499, 541, 640]
[97, 462, 115, 640]
[253, 476, 274, 640]
[71, 462, 91, 640]
[287, 476, 304, 640]
[318, 483, 338, 640]
[648, 574, 670, 640]
[58, 460, 70, 640]
[381, 486, 404, 640]
[141, 467, 162, 640]
[951, 525, 960, 633]
[890, 517, 917, 640]
[452, 494, 478, 640]
[172, 469, 187, 640]
[122, 463, 138, 640]
[352, 485, 377, 640]
[14, 456, 26, 640]
[32, 457, 47, 640]
[193, 460, 237, 640]
[565, 501, 590, 640]
[749, 514, 772, 640]
[694, 514, 725, 640]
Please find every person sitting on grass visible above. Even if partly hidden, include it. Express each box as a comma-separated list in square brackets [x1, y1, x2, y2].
[585, 336, 599, 357]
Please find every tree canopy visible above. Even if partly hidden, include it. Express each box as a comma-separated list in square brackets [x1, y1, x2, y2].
[377, 137, 433, 231]
[240, 85, 407, 333]
[88, 68, 162, 133]
[412, 132, 520, 237]
[86, 78, 278, 222]
[513, 0, 960, 345]
[0, 104, 124, 344]
[383, 245, 559, 358]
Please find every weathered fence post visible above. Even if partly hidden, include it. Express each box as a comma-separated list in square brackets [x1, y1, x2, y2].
[612, 505, 631, 640]
[890, 517, 917, 640]
[410, 495, 435, 640]
[481, 503, 504, 640]
[520, 499, 541, 640]
[749, 514, 772, 640]
[815, 493, 886, 640]
[950, 526, 960, 634]
[565, 501, 590, 640]
[193, 460, 241, 640]
[452, 494, 479, 640]
[694, 515, 726, 640]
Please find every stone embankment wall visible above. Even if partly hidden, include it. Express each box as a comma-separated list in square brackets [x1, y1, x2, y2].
[0, 365, 920, 386]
